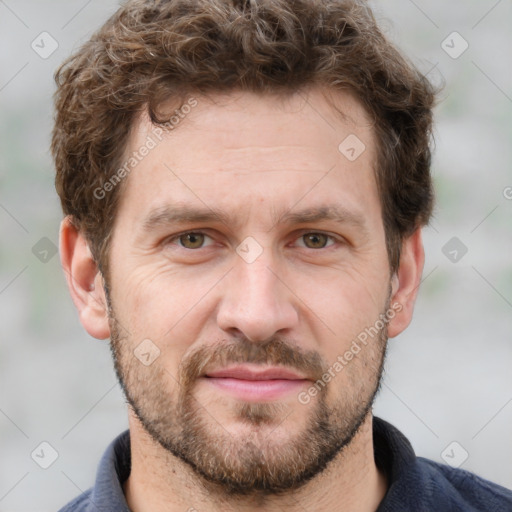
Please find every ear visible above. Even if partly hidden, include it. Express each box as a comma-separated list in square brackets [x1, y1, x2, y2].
[387, 228, 425, 338]
[59, 216, 111, 340]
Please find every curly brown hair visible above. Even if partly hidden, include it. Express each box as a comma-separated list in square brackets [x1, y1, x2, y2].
[52, 0, 436, 279]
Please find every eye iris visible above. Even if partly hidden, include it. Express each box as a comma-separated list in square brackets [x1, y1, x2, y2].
[304, 233, 328, 249]
[180, 233, 204, 249]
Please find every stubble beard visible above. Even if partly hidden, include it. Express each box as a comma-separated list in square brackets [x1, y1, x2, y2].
[107, 293, 389, 497]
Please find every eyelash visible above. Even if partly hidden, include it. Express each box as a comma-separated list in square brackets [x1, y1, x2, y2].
[165, 230, 341, 250]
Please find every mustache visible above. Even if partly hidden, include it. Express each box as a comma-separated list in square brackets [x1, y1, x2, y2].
[178, 337, 329, 393]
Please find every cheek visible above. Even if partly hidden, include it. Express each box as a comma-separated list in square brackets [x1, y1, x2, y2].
[112, 261, 223, 346]
[300, 270, 390, 363]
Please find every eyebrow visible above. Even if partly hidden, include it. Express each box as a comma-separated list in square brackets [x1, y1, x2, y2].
[274, 205, 367, 231]
[140, 204, 368, 234]
[141, 205, 232, 232]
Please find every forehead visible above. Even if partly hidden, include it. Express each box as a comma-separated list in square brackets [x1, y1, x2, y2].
[115, 87, 380, 232]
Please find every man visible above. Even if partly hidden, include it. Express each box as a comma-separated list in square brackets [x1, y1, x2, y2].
[52, 0, 512, 510]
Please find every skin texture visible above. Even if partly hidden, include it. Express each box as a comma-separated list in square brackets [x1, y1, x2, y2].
[60, 86, 425, 512]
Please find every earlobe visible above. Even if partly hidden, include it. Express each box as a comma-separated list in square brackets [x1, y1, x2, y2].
[387, 228, 425, 338]
[59, 216, 111, 340]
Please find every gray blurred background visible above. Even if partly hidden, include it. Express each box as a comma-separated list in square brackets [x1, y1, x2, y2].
[0, 0, 511, 510]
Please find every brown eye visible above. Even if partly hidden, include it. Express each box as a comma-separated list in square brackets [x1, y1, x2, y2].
[178, 232, 205, 249]
[302, 233, 329, 249]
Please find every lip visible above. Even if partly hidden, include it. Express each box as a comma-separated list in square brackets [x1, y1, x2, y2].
[204, 364, 307, 381]
[202, 365, 309, 402]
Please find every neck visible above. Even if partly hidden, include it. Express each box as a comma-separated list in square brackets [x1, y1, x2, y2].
[124, 411, 388, 512]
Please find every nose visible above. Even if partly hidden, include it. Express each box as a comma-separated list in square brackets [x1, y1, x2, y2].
[216, 255, 299, 342]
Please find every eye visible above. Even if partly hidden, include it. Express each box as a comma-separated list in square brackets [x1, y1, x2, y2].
[167, 231, 339, 251]
[295, 232, 336, 249]
[172, 232, 214, 249]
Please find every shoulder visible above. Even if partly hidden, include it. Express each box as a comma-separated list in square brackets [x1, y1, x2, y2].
[57, 489, 94, 512]
[373, 417, 512, 511]
[56, 429, 131, 511]
[415, 456, 512, 511]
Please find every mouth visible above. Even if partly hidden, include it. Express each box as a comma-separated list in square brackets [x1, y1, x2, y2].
[202, 364, 310, 402]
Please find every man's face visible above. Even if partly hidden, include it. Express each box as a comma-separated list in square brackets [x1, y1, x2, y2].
[106, 87, 393, 494]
